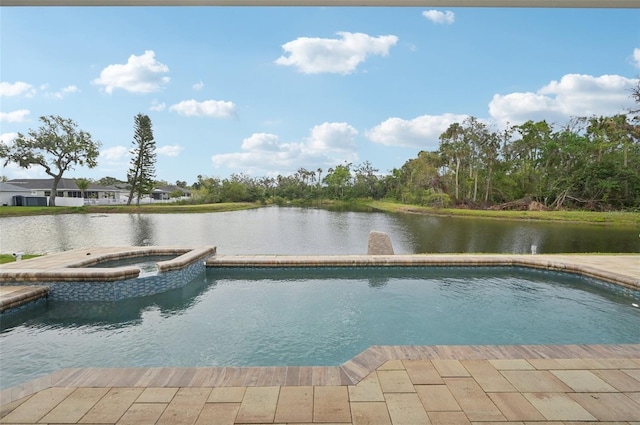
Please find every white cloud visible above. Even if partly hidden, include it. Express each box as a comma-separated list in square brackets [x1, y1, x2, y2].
[93, 50, 170, 94]
[489, 74, 638, 126]
[0, 81, 36, 97]
[193, 80, 204, 91]
[633, 48, 640, 68]
[150, 100, 166, 111]
[422, 10, 455, 25]
[169, 99, 236, 118]
[50, 85, 80, 99]
[275, 31, 399, 75]
[0, 109, 30, 123]
[0, 132, 18, 146]
[99, 146, 130, 161]
[366, 113, 468, 149]
[0, 162, 44, 180]
[211, 122, 358, 175]
[306, 122, 358, 152]
[157, 145, 184, 157]
[241, 133, 282, 151]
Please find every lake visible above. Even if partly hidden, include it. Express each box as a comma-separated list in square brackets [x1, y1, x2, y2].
[0, 206, 637, 254]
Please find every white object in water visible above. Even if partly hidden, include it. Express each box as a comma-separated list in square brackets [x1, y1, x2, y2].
[632, 303, 639, 308]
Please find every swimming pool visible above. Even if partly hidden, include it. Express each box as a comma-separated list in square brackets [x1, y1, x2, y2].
[1, 266, 638, 389]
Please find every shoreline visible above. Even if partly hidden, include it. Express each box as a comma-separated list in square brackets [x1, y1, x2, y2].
[0, 200, 638, 226]
[366, 200, 640, 226]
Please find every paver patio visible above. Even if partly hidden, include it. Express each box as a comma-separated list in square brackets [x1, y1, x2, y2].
[2, 344, 640, 424]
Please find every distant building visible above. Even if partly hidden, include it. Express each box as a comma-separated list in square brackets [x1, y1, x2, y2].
[5, 178, 127, 206]
[3, 179, 191, 206]
[0, 182, 35, 206]
[151, 185, 191, 201]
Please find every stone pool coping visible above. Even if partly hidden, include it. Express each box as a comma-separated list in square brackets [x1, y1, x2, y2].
[0, 285, 49, 313]
[1, 250, 637, 290]
[0, 246, 217, 282]
[208, 253, 640, 292]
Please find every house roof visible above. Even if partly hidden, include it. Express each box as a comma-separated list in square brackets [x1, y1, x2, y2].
[153, 185, 191, 194]
[0, 182, 33, 192]
[7, 178, 124, 192]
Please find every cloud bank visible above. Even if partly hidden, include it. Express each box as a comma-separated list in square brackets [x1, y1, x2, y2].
[489, 73, 637, 126]
[211, 122, 358, 175]
[367, 113, 468, 149]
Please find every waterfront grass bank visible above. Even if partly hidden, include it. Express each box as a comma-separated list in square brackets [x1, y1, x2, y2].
[367, 200, 640, 226]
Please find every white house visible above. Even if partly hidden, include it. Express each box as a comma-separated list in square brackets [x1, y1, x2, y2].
[151, 185, 192, 201]
[0, 182, 37, 206]
[6, 178, 128, 206]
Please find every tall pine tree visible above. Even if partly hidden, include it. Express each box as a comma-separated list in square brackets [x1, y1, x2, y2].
[127, 113, 156, 206]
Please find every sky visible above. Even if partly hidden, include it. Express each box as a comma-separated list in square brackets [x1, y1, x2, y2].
[1, 6, 639, 185]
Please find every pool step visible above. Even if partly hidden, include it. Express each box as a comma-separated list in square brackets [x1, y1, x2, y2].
[0, 286, 49, 313]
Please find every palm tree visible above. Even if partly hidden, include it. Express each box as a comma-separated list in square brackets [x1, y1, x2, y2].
[75, 178, 90, 204]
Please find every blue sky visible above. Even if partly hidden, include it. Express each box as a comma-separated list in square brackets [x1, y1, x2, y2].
[1, 6, 639, 185]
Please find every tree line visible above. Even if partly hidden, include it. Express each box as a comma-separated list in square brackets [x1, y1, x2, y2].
[189, 113, 639, 211]
[2, 85, 639, 210]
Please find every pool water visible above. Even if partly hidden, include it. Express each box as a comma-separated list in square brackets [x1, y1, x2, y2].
[84, 255, 177, 274]
[1, 267, 638, 389]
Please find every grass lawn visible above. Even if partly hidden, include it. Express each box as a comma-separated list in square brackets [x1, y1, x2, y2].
[0, 254, 42, 264]
[0, 202, 260, 217]
[367, 200, 640, 226]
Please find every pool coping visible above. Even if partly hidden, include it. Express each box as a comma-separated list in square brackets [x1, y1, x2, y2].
[1, 250, 637, 290]
[0, 246, 217, 283]
[207, 253, 640, 292]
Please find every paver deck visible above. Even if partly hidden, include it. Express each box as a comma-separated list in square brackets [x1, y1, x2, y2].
[1, 345, 639, 424]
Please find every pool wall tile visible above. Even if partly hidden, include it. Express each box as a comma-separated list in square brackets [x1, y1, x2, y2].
[19, 259, 208, 302]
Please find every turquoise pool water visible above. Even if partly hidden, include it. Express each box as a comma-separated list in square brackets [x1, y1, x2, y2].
[1, 267, 638, 389]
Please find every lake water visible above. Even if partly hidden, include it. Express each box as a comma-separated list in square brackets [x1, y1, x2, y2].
[0, 206, 637, 254]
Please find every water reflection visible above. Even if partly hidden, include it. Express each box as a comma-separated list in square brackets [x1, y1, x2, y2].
[0, 206, 637, 254]
[367, 277, 389, 288]
[128, 214, 155, 246]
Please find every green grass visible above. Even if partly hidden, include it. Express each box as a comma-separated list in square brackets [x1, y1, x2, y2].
[2, 200, 638, 226]
[0, 202, 260, 217]
[0, 254, 42, 264]
[367, 200, 640, 226]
